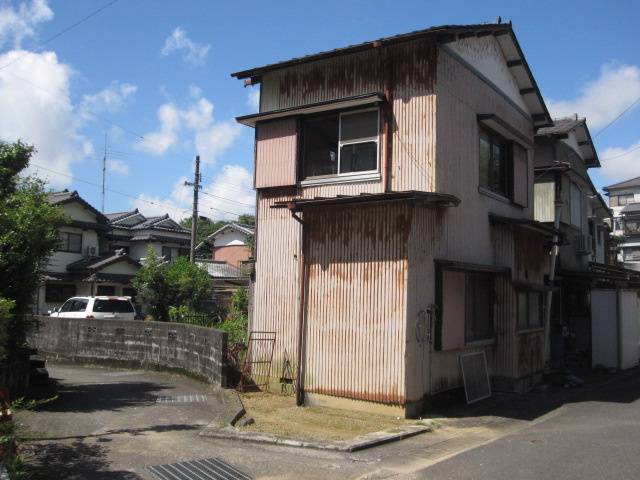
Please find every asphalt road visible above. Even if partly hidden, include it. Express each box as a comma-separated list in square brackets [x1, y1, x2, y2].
[411, 371, 640, 480]
[15, 363, 640, 479]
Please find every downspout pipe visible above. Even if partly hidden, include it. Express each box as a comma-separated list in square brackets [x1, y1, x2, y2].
[288, 205, 307, 406]
[543, 188, 562, 369]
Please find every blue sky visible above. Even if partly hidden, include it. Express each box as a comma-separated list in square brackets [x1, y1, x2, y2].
[1, 0, 639, 220]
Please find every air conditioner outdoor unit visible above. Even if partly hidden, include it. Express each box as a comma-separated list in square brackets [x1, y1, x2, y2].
[84, 246, 97, 258]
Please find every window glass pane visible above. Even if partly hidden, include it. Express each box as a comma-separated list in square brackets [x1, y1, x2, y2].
[68, 233, 82, 253]
[340, 110, 378, 142]
[517, 292, 528, 330]
[339, 142, 377, 174]
[97, 285, 116, 296]
[479, 133, 491, 188]
[302, 114, 339, 178]
[70, 299, 88, 312]
[94, 299, 133, 313]
[59, 300, 74, 312]
[161, 247, 172, 260]
[465, 272, 494, 342]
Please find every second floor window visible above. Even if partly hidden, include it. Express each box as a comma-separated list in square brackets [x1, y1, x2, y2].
[610, 194, 635, 207]
[479, 127, 511, 198]
[59, 232, 82, 253]
[302, 108, 379, 180]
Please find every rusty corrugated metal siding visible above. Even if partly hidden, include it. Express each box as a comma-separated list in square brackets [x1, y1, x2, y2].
[302, 202, 410, 404]
[255, 119, 298, 188]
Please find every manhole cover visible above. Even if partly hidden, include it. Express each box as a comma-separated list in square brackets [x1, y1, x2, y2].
[147, 458, 251, 479]
[156, 394, 208, 404]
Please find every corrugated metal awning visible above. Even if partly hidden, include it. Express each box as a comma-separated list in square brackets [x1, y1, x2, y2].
[272, 191, 461, 212]
[489, 213, 559, 237]
[236, 92, 386, 127]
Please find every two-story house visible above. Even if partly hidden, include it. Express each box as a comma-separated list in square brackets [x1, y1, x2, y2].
[232, 23, 555, 416]
[603, 176, 640, 270]
[37, 190, 141, 314]
[37, 191, 192, 314]
[195, 222, 254, 267]
[533, 117, 616, 369]
[104, 209, 191, 262]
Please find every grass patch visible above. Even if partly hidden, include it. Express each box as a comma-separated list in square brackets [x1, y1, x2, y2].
[238, 392, 412, 442]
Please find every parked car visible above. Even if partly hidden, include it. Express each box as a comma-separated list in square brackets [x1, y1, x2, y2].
[49, 296, 137, 320]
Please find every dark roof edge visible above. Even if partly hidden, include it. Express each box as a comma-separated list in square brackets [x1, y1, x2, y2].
[231, 23, 511, 79]
[272, 191, 460, 211]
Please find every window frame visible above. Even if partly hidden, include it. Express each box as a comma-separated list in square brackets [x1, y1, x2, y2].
[517, 290, 544, 332]
[161, 246, 173, 261]
[478, 125, 513, 200]
[58, 231, 83, 253]
[464, 271, 496, 343]
[300, 107, 380, 184]
[45, 284, 77, 303]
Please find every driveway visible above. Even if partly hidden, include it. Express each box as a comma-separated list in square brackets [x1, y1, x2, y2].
[16, 364, 640, 479]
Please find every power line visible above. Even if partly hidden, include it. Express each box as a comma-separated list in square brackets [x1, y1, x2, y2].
[0, 0, 121, 72]
[593, 95, 640, 138]
[29, 161, 250, 219]
[199, 189, 254, 208]
[600, 143, 640, 162]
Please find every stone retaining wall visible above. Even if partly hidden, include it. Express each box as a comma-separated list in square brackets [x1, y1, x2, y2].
[30, 316, 228, 386]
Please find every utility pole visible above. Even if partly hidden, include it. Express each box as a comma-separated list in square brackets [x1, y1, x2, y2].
[101, 131, 107, 213]
[185, 155, 201, 262]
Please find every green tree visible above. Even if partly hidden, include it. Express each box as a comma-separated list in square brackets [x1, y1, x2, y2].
[217, 287, 249, 344]
[132, 248, 212, 321]
[237, 214, 255, 226]
[0, 141, 65, 358]
[180, 216, 227, 245]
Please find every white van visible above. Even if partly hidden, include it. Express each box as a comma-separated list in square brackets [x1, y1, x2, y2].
[49, 296, 137, 321]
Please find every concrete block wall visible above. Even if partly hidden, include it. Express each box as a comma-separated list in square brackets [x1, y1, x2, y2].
[30, 316, 228, 386]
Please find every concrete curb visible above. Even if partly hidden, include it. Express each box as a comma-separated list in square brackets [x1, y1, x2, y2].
[199, 423, 431, 452]
[203, 389, 246, 429]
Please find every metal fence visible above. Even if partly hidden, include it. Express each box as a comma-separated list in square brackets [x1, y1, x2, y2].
[169, 313, 221, 328]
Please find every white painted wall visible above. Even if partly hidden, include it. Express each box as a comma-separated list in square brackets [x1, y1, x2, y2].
[47, 227, 99, 272]
[213, 229, 249, 247]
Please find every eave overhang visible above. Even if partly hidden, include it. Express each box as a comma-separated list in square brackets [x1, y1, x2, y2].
[271, 190, 461, 212]
[236, 92, 386, 127]
[489, 213, 559, 237]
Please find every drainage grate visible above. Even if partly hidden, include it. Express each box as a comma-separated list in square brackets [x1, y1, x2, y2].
[147, 458, 251, 480]
[155, 394, 208, 404]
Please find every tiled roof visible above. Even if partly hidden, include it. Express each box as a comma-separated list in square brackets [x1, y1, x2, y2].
[104, 209, 138, 221]
[603, 176, 640, 192]
[66, 253, 140, 272]
[536, 117, 584, 136]
[196, 261, 246, 279]
[47, 190, 109, 223]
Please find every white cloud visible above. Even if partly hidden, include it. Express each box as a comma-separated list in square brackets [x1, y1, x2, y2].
[0, 0, 53, 49]
[161, 27, 209, 66]
[200, 165, 254, 220]
[106, 158, 129, 175]
[547, 63, 640, 129]
[136, 103, 182, 155]
[247, 88, 259, 110]
[0, 49, 90, 188]
[80, 81, 137, 119]
[136, 94, 242, 164]
[132, 166, 254, 222]
[600, 140, 640, 182]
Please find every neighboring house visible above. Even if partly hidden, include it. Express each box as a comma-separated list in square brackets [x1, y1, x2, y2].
[232, 23, 555, 416]
[533, 117, 632, 370]
[105, 209, 191, 262]
[36, 191, 191, 314]
[196, 223, 254, 267]
[197, 260, 250, 310]
[603, 176, 640, 270]
[37, 191, 140, 314]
